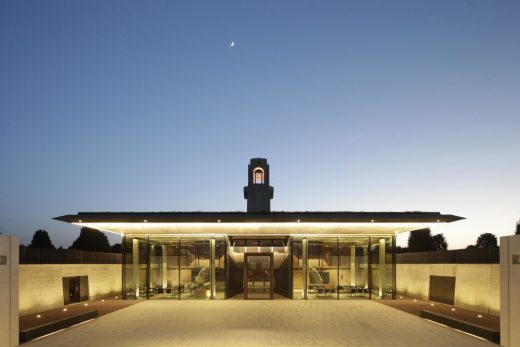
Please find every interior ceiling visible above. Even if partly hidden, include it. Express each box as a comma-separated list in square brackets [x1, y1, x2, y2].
[73, 222, 436, 236]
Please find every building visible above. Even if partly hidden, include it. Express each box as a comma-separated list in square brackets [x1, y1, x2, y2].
[54, 158, 463, 301]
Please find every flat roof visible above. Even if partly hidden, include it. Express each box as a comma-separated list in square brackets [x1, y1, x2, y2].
[54, 211, 463, 236]
[54, 211, 463, 224]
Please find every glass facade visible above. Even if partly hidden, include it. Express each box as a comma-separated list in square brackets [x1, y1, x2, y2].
[123, 235, 226, 300]
[123, 234, 395, 300]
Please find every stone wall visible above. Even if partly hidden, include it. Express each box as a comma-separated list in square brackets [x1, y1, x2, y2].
[500, 235, 520, 347]
[396, 263, 500, 316]
[19, 264, 121, 316]
[0, 235, 19, 347]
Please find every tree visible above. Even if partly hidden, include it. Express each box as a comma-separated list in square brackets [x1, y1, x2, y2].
[475, 233, 498, 248]
[432, 233, 448, 251]
[28, 229, 55, 249]
[407, 229, 435, 252]
[110, 243, 122, 253]
[69, 227, 110, 252]
[516, 220, 520, 235]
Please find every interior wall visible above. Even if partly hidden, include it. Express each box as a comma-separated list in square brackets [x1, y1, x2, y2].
[19, 264, 121, 316]
[396, 264, 500, 316]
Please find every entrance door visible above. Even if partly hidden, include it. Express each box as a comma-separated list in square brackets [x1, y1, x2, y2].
[243, 253, 274, 300]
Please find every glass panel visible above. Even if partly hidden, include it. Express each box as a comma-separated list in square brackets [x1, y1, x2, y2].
[338, 237, 369, 299]
[370, 236, 394, 299]
[148, 237, 180, 300]
[123, 236, 148, 299]
[246, 255, 271, 299]
[291, 239, 304, 299]
[180, 237, 211, 299]
[307, 237, 338, 300]
[214, 237, 226, 299]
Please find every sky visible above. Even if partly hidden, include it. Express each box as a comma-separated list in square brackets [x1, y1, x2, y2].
[1, 1, 519, 249]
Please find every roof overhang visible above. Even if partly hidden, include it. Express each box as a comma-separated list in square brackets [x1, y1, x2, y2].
[53, 211, 464, 236]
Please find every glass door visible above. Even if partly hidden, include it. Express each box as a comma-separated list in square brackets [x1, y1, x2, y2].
[243, 253, 273, 300]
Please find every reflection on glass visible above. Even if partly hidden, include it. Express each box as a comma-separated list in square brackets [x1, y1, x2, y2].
[245, 254, 272, 299]
[338, 237, 369, 299]
[307, 237, 338, 300]
[148, 238, 179, 299]
[292, 239, 304, 299]
[180, 237, 211, 299]
[214, 237, 226, 299]
[123, 236, 148, 299]
[370, 236, 394, 299]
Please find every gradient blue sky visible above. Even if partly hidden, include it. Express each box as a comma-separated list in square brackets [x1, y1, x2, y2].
[1, 1, 519, 249]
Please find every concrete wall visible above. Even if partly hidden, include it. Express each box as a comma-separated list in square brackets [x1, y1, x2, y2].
[19, 264, 121, 316]
[0, 235, 19, 347]
[397, 263, 500, 316]
[500, 235, 520, 347]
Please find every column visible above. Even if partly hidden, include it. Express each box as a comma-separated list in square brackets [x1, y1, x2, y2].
[210, 238, 216, 299]
[162, 245, 168, 291]
[350, 244, 356, 287]
[302, 238, 308, 299]
[379, 238, 385, 298]
[132, 239, 139, 298]
[363, 246, 369, 289]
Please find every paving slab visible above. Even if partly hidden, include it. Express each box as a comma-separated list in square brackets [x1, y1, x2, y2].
[23, 300, 496, 347]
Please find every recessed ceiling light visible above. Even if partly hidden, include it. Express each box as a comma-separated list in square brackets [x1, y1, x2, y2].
[78, 220, 82, 223]
[371, 220, 375, 223]
[430, 303, 434, 306]
[217, 220, 221, 223]
[478, 314, 482, 318]
[451, 308, 456, 311]
[297, 219, 301, 222]
[84, 303, 88, 306]
[436, 220, 440, 222]
[36, 314, 41, 318]
[144, 220, 147, 223]
[63, 308, 67, 312]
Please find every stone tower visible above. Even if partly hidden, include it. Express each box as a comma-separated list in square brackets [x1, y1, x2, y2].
[243, 158, 274, 213]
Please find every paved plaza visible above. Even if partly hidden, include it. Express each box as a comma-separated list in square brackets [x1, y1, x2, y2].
[24, 300, 495, 347]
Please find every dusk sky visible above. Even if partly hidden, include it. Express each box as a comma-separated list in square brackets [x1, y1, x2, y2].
[1, 1, 519, 249]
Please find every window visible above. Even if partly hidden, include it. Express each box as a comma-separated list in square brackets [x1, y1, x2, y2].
[253, 167, 264, 184]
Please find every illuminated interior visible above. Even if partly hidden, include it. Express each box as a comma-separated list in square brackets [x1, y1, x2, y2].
[56, 211, 462, 301]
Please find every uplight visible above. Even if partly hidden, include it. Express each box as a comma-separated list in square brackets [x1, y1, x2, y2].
[144, 220, 148, 223]
[478, 314, 483, 318]
[63, 308, 67, 312]
[36, 314, 41, 318]
[84, 303, 88, 306]
[451, 308, 456, 311]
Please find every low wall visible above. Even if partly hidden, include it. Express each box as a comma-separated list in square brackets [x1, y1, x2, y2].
[396, 263, 500, 316]
[19, 264, 121, 316]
